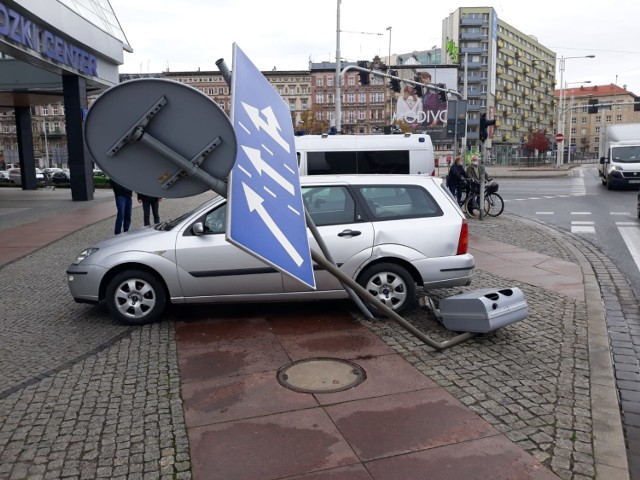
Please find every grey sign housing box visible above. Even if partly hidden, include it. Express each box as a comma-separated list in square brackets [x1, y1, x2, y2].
[438, 288, 528, 333]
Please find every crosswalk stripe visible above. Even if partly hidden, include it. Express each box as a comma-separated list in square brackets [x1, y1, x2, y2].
[619, 226, 640, 274]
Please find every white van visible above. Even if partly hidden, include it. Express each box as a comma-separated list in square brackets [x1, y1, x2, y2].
[295, 134, 435, 177]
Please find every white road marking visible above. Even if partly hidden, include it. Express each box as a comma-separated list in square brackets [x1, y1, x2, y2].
[536, 212, 554, 215]
[571, 212, 592, 215]
[572, 221, 594, 225]
[619, 226, 640, 274]
[616, 222, 637, 226]
[611, 212, 630, 215]
[572, 225, 596, 233]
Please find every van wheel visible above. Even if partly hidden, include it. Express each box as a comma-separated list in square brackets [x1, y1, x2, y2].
[357, 263, 416, 317]
[606, 175, 614, 190]
[105, 270, 166, 325]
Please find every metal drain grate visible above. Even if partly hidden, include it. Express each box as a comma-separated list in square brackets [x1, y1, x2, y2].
[277, 357, 367, 394]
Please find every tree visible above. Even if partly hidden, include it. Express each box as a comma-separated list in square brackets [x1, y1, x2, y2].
[298, 108, 329, 135]
[523, 129, 550, 157]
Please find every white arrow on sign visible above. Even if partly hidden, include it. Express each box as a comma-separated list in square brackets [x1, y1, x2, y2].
[241, 145, 294, 195]
[242, 182, 304, 267]
[242, 102, 290, 153]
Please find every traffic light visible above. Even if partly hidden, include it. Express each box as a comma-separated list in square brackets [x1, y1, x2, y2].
[437, 83, 448, 102]
[479, 113, 496, 142]
[588, 99, 598, 114]
[357, 61, 370, 85]
[413, 76, 423, 96]
[389, 70, 401, 93]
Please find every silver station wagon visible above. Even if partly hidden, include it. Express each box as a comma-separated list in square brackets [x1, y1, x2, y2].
[67, 175, 474, 325]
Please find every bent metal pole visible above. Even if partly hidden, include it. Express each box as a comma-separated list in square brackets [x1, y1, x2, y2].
[311, 249, 477, 351]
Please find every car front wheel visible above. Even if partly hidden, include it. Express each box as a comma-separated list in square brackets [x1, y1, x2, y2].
[105, 270, 166, 325]
[358, 263, 416, 317]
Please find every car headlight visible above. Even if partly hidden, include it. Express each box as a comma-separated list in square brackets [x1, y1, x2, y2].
[73, 247, 99, 264]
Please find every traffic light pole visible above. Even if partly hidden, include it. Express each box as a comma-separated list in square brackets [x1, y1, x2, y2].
[339, 65, 463, 100]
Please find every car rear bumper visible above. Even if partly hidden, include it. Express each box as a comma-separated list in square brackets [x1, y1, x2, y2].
[414, 253, 475, 289]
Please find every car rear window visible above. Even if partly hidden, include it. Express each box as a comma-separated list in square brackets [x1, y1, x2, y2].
[356, 185, 443, 220]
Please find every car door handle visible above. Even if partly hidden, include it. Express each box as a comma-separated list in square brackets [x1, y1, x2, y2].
[338, 229, 361, 237]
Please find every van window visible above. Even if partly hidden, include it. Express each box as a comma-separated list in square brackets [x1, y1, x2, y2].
[307, 150, 410, 175]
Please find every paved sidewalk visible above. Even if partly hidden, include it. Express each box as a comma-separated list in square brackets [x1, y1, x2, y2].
[0, 178, 630, 479]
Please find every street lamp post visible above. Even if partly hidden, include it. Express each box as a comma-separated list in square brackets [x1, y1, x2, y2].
[335, 0, 342, 133]
[564, 80, 591, 163]
[556, 55, 595, 168]
[386, 26, 392, 125]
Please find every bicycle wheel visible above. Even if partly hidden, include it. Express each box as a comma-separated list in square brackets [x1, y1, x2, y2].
[485, 193, 504, 217]
[464, 194, 482, 219]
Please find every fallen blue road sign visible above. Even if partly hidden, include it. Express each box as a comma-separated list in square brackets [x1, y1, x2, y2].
[227, 44, 315, 289]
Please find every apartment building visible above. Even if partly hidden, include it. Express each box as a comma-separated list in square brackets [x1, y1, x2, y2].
[557, 84, 640, 157]
[442, 7, 556, 161]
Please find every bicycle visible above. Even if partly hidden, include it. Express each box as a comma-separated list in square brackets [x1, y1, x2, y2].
[484, 181, 504, 217]
[458, 179, 504, 218]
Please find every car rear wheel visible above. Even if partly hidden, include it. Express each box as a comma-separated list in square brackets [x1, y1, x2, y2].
[105, 270, 166, 325]
[358, 263, 416, 317]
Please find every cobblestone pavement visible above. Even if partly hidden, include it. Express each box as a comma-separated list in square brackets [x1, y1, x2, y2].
[0, 199, 632, 479]
[354, 213, 636, 480]
[0, 193, 211, 480]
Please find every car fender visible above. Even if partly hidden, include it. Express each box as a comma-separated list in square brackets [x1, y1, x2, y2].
[96, 250, 184, 298]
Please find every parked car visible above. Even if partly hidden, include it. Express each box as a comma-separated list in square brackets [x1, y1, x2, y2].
[7, 167, 45, 186]
[67, 175, 474, 325]
[42, 167, 64, 176]
[0, 170, 11, 183]
[51, 171, 71, 184]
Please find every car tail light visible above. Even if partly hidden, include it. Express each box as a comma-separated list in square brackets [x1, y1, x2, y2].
[456, 219, 469, 255]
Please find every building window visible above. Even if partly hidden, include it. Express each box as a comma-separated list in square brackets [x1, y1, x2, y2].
[606, 115, 612, 122]
[289, 100, 296, 111]
[616, 115, 622, 122]
[595, 126, 600, 134]
[316, 77, 324, 86]
[328, 93, 334, 104]
[52, 106, 59, 115]
[348, 76, 355, 86]
[42, 107, 48, 115]
[594, 116, 601, 123]
[327, 77, 334, 86]
[316, 93, 324, 104]
[301, 99, 308, 111]
[358, 92, 366, 102]
[316, 111, 323, 121]
[359, 110, 366, 120]
[347, 93, 355, 103]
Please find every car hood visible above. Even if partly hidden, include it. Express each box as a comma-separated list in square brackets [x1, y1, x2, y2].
[89, 226, 176, 253]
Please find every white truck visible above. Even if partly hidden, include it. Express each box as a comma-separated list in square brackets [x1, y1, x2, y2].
[295, 134, 435, 177]
[598, 123, 640, 189]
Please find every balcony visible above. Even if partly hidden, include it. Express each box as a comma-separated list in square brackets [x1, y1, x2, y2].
[40, 129, 65, 139]
[461, 32, 482, 41]
[461, 17, 485, 26]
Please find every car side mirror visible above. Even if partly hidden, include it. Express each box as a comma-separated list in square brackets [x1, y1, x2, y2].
[192, 222, 204, 236]
[599, 157, 605, 164]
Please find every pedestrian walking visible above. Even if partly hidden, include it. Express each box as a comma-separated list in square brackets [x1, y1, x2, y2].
[137, 193, 161, 226]
[447, 156, 469, 204]
[109, 178, 132, 235]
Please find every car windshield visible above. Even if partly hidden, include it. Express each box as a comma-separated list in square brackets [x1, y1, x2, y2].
[154, 196, 221, 231]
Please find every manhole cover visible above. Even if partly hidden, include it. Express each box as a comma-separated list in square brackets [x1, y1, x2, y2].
[277, 357, 366, 394]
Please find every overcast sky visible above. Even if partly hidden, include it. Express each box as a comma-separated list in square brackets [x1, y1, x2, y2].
[109, 0, 640, 95]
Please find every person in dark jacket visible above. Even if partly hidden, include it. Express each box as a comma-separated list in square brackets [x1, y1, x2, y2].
[109, 178, 133, 235]
[137, 193, 161, 226]
[447, 156, 469, 204]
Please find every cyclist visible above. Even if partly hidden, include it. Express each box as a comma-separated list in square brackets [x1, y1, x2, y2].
[465, 155, 492, 184]
[447, 156, 470, 205]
